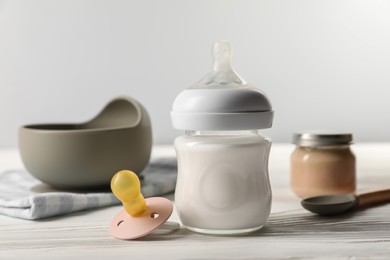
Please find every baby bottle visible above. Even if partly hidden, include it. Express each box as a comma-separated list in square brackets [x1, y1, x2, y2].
[171, 41, 274, 235]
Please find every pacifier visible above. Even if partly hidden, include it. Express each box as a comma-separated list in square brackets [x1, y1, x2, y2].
[109, 170, 178, 240]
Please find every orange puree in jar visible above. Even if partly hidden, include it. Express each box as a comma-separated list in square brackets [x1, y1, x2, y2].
[290, 131, 356, 198]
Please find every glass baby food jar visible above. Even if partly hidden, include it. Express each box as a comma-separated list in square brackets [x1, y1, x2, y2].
[171, 41, 274, 235]
[290, 131, 356, 198]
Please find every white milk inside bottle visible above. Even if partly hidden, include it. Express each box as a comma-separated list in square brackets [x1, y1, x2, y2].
[171, 41, 274, 235]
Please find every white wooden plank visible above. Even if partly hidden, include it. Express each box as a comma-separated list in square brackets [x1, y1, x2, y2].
[1, 144, 390, 259]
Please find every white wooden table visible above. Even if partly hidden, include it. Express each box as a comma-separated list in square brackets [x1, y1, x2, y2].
[1, 143, 390, 259]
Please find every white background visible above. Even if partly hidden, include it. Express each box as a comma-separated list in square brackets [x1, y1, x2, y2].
[1, 0, 390, 147]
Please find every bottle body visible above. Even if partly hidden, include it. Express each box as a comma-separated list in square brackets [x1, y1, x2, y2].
[174, 130, 272, 235]
[290, 145, 356, 198]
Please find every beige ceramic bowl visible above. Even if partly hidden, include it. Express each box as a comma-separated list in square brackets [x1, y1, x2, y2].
[18, 97, 152, 190]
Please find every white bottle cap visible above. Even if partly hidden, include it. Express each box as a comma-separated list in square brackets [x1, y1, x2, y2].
[171, 41, 274, 131]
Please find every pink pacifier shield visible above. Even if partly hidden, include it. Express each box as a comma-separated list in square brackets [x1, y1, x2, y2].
[110, 197, 173, 240]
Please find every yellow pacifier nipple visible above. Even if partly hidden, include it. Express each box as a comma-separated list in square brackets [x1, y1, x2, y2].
[110, 170, 146, 216]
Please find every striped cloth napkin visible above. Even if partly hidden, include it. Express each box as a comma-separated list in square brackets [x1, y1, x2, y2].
[0, 157, 177, 220]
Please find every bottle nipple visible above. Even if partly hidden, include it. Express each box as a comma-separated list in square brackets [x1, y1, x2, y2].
[110, 170, 147, 216]
[212, 41, 233, 72]
[195, 40, 246, 89]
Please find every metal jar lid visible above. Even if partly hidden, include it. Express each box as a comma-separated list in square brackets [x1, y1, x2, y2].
[293, 130, 353, 147]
